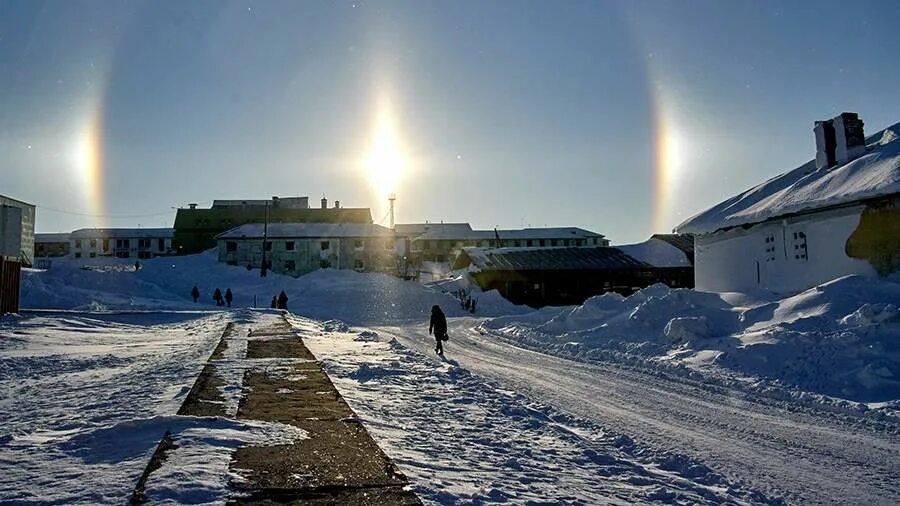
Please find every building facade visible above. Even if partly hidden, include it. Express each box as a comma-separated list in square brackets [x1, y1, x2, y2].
[174, 196, 373, 254]
[70, 228, 175, 259]
[35, 233, 71, 258]
[676, 114, 900, 294]
[396, 223, 609, 264]
[0, 195, 36, 266]
[216, 223, 407, 277]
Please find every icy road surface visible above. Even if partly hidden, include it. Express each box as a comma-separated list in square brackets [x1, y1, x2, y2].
[358, 318, 900, 505]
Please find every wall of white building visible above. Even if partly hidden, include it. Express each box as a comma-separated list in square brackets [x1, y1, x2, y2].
[695, 204, 877, 294]
[71, 236, 173, 259]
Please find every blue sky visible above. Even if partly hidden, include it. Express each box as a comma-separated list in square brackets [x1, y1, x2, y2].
[2, 0, 899, 242]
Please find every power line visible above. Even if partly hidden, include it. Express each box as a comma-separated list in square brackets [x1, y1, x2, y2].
[35, 205, 178, 219]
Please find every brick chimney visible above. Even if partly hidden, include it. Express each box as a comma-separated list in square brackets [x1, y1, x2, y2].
[814, 112, 865, 170]
[320, 197, 327, 209]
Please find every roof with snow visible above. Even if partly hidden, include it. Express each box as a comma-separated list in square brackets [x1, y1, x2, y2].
[613, 235, 693, 268]
[675, 123, 900, 235]
[394, 223, 473, 236]
[35, 233, 70, 243]
[418, 226, 603, 241]
[70, 228, 174, 239]
[217, 222, 395, 239]
[453, 246, 649, 272]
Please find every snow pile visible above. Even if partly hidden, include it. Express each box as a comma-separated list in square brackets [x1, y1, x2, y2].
[20, 251, 526, 324]
[614, 238, 691, 267]
[482, 276, 900, 403]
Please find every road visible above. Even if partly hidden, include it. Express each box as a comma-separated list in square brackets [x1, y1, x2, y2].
[377, 318, 900, 505]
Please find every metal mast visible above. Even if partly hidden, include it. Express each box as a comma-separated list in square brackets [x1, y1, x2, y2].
[388, 193, 396, 229]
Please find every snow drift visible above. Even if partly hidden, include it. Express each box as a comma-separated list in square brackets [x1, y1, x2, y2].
[481, 276, 900, 403]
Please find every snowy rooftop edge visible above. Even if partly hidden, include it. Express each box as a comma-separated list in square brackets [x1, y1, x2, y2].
[217, 222, 395, 239]
[69, 228, 174, 238]
[675, 122, 900, 235]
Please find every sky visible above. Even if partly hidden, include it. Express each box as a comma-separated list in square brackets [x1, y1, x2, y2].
[1, 0, 899, 243]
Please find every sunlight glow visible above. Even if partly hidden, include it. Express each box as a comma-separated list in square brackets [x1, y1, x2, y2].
[363, 96, 408, 201]
[71, 107, 106, 222]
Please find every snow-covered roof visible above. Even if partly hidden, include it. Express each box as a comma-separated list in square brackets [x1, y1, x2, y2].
[69, 228, 174, 239]
[613, 237, 692, 268]
[394, 223, 473, 236]
[453, 246, 649, 272]
[35, 233, 70, 243]
[676, 123, 900, 235]
[217, 222, 395, 239]
[418, 227, 603, 241]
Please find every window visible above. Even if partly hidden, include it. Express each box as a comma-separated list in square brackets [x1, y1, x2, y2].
[158, 238, 165, 251]
[75, 240, 82, 248]
[576, 239, 584, 246]
[89, 252, 96, 258]
[763, 233, 777, 262]
[116, 239, 130, 249]
[354, 259, 364, 271]
[264, 241, 272, 252]
[551, 239, 558, 247]
[74, 252, 81, 258]
[285, 260, 296, 271]
[354, 239, 364, 249]
[320, 240, 330, 251]
[226, 241, 237, 252]
[538, 239, 545, 247]
[791, 231, 808, 261]
[285, 241, 295, 251]
[526, 240, 534, 247]
[384, 240, 394, 250]
[102, 239, 109, 251]
[89, 239, 96, 247]
[138, 238, 151, 249]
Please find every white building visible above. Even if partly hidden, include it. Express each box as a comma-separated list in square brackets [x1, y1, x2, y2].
[217, 222, 407, 277]
[69, 228, 175, 259]
[0, 195, 36, 265]
[676, 113, 900, 294]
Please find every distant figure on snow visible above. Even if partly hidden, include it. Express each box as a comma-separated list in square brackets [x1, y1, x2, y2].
[277, 290, 289, 310]
[191, 285, 200, 303]
[224, 288, 233, 308]
[134, 260, 141, 271]
[213, 288, 223, 306]
[270, 296, 278, 309]
[429, 305, 448, 355]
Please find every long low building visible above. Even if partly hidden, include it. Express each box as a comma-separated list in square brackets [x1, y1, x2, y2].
[395, 223, 608, 263]
[216, 223, 408, 277]
[453, 234, 694, 307]
[70, 228, 175, 259]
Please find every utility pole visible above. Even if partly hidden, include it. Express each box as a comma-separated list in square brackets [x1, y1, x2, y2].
[261, 201, 269, 277]
[388, 193, 396, 229]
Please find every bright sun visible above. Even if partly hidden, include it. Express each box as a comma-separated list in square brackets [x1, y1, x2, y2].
[364, 98, 408, 199]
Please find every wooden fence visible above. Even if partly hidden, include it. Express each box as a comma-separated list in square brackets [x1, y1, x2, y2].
[0, 257, 21, 314]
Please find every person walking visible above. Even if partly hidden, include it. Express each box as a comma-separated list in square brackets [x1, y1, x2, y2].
[270, 296, 278, 309]
[277, 290, 289, 310]
[191, 285, 200, 303]
[213, 288, 223, 306]
[224, 288, 233, 308]
[429, 305, 448, 355]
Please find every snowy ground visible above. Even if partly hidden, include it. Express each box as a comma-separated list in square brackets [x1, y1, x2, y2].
[5, 253, 900, 504]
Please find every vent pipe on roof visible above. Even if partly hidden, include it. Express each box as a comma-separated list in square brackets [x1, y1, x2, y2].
[188, 203, 197, 210]
[334, 200, 340, 209]
[321, 197, 327, 209]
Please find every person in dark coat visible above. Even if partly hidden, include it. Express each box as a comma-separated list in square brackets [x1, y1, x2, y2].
[270, 296, 278, 309]
[277, 290, 288, 310]
[224, 288, 233, 308]
[429, 305, 448, 355]
[213, 288, 223, 306]
[191, 285, 200, 303]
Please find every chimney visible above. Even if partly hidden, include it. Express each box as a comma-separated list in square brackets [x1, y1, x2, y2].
[272, 196, 280, 208]
[814, 120, 836, 170]
[334, 200, 340, 209]
[833, 112, 865, 165]
[321, 197, 328, 209]
[188, 203, 198, 210]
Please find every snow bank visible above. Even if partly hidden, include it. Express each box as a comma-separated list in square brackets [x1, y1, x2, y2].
[481, 276, 900, 403]
[21, 251, 527, 325]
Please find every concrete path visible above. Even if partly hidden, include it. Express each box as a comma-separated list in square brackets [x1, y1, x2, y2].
[134, 311, 420, 505]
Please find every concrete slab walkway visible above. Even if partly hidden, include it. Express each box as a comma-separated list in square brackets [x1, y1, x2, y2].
[133, 311, 420, 505]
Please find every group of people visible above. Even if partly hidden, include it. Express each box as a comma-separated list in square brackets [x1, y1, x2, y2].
[190, 285, 234, 307]
[271, 291, 289, 310]
[190, 285, 289, 310]
[453, 288, 478, 314]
